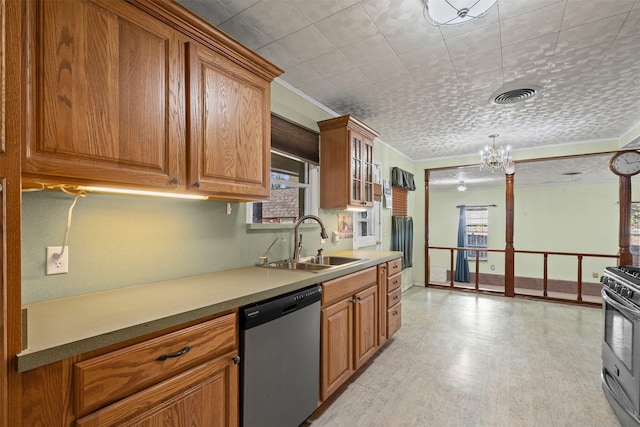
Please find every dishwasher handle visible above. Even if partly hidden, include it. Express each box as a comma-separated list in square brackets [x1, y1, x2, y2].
[281, 303, 298, 315]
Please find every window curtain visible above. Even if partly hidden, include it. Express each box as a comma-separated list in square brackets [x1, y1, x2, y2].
[455, 205, 470, 282]
[391, 167, 416, 191]
[391, 216, 413, 269]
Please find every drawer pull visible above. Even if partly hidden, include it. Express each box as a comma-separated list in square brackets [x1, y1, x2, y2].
[393, 295, 399, 300]
[393, 310, 398, 315]
[357, 296, 363, 301]
[156, 345, 192, 361]
[232, 356, 241, 365]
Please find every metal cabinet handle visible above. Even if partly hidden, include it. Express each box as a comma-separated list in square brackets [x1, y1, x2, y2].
[357, 296, 363, 301]
[157, 345, 192, 361]
[232, 356, 241, 365]
[171, 177, 180, 185]
[351, 298, 356, 304]
[393, 310, 398, 315]
[393, 295, 399, 300]
[194, 181, 201, 188]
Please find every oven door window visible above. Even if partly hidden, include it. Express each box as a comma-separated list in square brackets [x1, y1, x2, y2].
[605, 302, 634, 371]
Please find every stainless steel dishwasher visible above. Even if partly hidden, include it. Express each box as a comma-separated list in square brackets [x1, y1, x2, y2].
[240, 284, 322, 427]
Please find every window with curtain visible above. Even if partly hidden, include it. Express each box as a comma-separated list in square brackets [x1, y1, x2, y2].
[391, 167, 414, 269]
[465, 206, 489, 261]
[246, 114, 320, 224]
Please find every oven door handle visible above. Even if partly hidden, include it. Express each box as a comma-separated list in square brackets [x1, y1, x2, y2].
[602, 288, 640, 319]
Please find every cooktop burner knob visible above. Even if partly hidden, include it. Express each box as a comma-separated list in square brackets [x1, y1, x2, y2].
[621, 288, 628, 297]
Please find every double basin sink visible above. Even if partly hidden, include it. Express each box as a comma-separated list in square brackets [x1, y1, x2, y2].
[262, 256, 365, 272]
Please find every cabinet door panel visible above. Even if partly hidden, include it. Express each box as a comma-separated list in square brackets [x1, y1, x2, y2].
[25, 0, 183, 187]
[354, 285, 378, 369]
[76, 351, 238, 427]
[321, 297, 353, 401]
[188, 42, 270, 200]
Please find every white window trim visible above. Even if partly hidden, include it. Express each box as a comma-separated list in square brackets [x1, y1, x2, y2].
[246, 164, 319, 225]
[353, 163, 381, 249]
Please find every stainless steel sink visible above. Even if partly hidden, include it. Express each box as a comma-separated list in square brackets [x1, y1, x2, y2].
[261, 256, 365, 272]
[263, 260, 332, 271]
[299, 256, 363, 266]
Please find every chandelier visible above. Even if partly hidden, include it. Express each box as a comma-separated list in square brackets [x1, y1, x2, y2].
[424, 0, 500, 26]
[480, 134, 511, 171]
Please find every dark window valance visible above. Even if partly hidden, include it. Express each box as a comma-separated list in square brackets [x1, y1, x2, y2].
[271, 113, 319, 165]
[391, 167, 416, 191]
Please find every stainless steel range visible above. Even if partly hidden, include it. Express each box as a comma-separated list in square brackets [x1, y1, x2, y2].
[601, 266, 640, 427]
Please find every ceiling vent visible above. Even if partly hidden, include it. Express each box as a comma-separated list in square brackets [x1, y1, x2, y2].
[490, 85, 542, 105]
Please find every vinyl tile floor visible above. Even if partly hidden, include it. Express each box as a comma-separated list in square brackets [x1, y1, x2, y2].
[306, 286, 621, 427]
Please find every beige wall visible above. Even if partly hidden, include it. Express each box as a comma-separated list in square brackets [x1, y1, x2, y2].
[427, 178, 640, 283]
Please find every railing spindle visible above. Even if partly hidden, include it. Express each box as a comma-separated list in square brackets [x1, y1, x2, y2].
[543, 253, 548, 297]
[450, 249, 454, 287]
[577, 255, 583, 302]
[475, 250, 480, 291]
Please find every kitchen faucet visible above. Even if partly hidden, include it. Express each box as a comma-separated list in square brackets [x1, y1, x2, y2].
[259, 236, 286, 265]
[293, 215, 329, 260]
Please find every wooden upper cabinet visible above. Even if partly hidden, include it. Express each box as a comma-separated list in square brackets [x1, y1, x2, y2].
[23, 0, 185, 189]
[187, 42, 271, 201]
[318, 115, 378, 210]
[21, 0, 282, 200]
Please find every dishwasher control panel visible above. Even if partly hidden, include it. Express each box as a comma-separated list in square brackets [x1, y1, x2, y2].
[240, 285, 322, 330]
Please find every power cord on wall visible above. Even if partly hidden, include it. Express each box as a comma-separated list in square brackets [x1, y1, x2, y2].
[52, 191, 86, 261]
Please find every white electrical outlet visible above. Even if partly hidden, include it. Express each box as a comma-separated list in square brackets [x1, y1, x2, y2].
[46, 246, 69, 275]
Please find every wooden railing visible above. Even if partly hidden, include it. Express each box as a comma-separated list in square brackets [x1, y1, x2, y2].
[429, 246, 505, 292]
[427, 246, 620, 305]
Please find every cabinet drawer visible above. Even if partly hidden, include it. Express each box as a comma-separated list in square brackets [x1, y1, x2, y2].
[322, 267, 377, 306]
[387, 272, 401, 292]
[387, 258, 402, 275]
[387, 287, 402, 308]
[74, 313, 237, 415]
[387, 302, 402, 338]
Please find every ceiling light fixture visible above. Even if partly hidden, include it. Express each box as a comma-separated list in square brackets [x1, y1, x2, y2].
[457, 181, 467, 192]
[480, 134, 511, 171]
[423, 0, 500, 26]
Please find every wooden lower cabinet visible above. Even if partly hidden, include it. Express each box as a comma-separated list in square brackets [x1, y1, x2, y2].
[354, 285, 378, 369]
[76, 351, 238, 427]
[320, 296, 354, 401]
[377, 263, 388, 347]
[319, 260, 402, 402]
[386, 258, 403, 339]
[21, 312, 239, 426]
[320, 267, 378, 402]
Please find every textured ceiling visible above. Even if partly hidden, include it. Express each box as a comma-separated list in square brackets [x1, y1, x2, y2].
[177, 0, 640, 182]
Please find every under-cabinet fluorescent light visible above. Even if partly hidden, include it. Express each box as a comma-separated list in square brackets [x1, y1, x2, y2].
[77, 186, 209, 200]
[346, 206, 368, 212]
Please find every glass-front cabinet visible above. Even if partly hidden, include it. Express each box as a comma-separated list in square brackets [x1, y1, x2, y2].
[318, 115, 378, 210]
